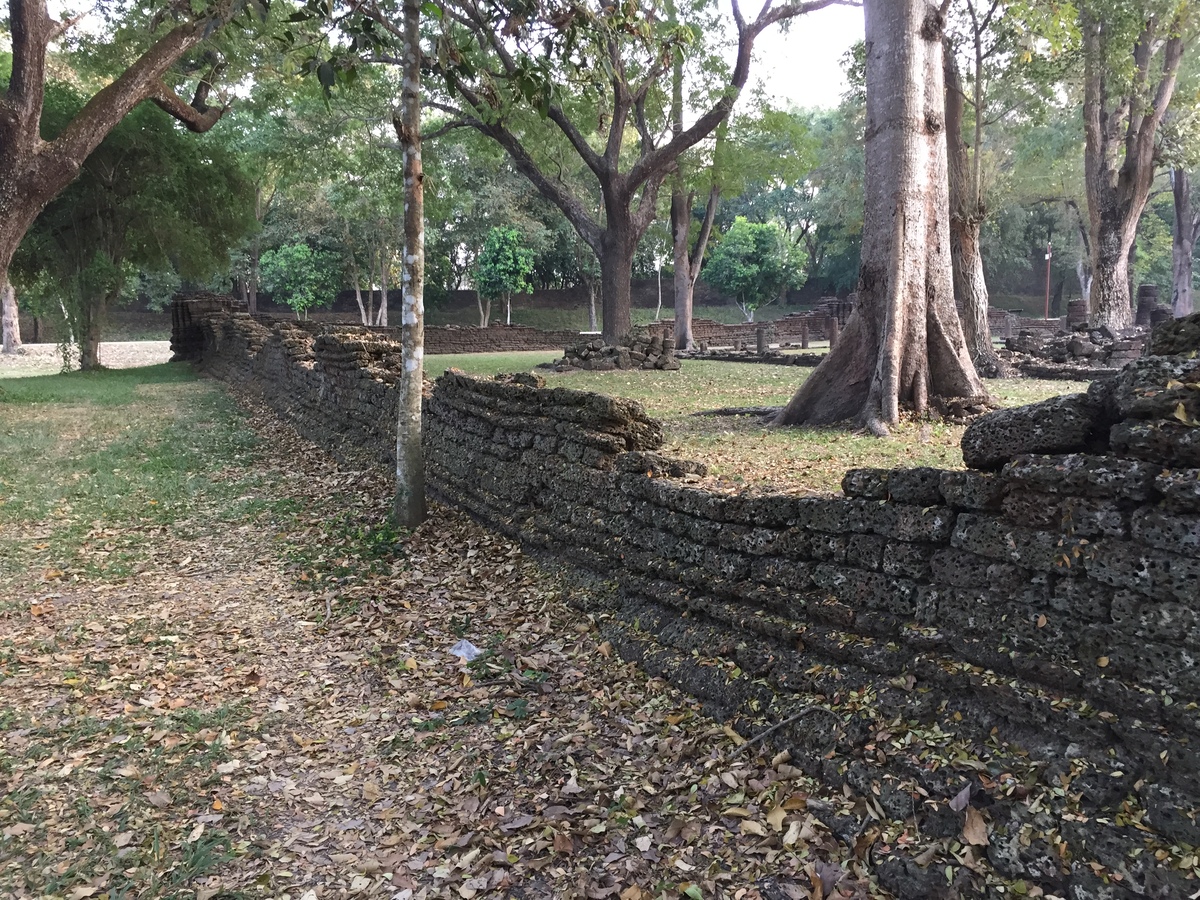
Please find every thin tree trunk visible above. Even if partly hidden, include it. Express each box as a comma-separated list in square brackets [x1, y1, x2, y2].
[774, 0, 986, 431]
[478, 295, 491, 327]
[1172, 168, 1196, 318]
[655, 265, 662, 321]
[79, 291, 106, 370]
[505, 292, 511, 325]
[377, 251, 389, 326]
[944, 50, 995, 373]
[1, 279, 20, 354]
[586, 280, 597, 331]
[393, 0, 426, 527]
[248, 239, 260, 315]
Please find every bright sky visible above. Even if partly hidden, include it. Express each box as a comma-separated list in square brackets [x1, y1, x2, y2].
[742, 2, 864, 111]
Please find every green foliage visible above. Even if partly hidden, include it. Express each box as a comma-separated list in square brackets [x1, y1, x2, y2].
[14, 85, 256, 357]
[475, 227, 535, 302]
[703, 218, 796, 322]
[259, 242, 342, 318]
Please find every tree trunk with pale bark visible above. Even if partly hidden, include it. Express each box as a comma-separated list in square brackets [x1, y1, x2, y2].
[392, 0, 426, 528]
[1173, 168, 1197, 318]
[1, 281, 19, 353]
[1081, 8, 1185, 330]
[774, 0, 987, 432]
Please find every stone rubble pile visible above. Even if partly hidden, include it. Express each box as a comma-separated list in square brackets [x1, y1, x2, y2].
[552, 328, 680, 372]
[998, 323, 1149, 379]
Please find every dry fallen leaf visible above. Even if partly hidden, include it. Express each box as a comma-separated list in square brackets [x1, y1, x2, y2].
[963, 806, 989, 846]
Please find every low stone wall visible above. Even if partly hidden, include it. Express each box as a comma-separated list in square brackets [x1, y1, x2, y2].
[182, 293, 1200, 900]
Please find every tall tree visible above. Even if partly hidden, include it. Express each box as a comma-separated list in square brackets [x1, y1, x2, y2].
[393, 0, 425, 527]
[1074, 2, 1191, 329]
[343, 0, 847, 344]
[0, 0, 244, 353]
[14, 90, 255, 368]
[775, 0, 987, 432]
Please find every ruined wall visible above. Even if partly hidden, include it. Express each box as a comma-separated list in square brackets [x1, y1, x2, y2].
[182, 294, 1200, 900]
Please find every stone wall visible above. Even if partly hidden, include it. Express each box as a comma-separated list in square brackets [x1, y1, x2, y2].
[182, 293, 1200, 900]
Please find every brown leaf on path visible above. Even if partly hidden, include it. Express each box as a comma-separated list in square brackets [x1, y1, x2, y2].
[963, 806, 990, 846]
[553, 831, 574, 854]
[144, 790, 170, 809]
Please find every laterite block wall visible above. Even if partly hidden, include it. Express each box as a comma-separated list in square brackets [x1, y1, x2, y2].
[181, 296, 1200, 900]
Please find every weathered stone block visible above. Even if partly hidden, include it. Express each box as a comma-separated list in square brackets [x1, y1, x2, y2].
[951, 514, 1088, 574]
[841, 468, 890, 499]
[1131, 509, 1200, 555]
[1000, 454, 1158, 502]
[1148, 311, 1200, 356]
[961, 392, 1111, 471]
[1110, 420, 1200, 468]
[940, 470, 1003, 510]
[883, 542, 937, 580]
[1086, 539, 1200, 604]
[1157, 468, 1200, 512]
[886, 467, 946, 506]
[1111, 355, 1200, 420]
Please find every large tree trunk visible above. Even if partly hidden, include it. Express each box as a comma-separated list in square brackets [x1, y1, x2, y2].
[774, 0, 986, 432]
[1173, 168, 1197, 318]
[1, 279, 19, 354]
[599, 220, 636, 345]
[1080, 9, 1184, 330]
[392, 0, 426, 528]
[1091, 215, 1136, 329]
[477, 295, 491, 327]
[944, 50, 995, 374]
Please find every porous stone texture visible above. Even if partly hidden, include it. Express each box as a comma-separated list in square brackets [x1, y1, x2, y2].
[998, 324, 1150, 379]
[554, 327, 680, 372]
[180, 296, 1200, 900]
[959, 391, 1112, 470]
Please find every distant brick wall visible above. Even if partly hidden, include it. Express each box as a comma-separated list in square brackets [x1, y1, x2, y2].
[182, 293, 1200, 900]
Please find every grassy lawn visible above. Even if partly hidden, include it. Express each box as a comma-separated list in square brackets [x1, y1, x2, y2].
[0, 365, 281, 585]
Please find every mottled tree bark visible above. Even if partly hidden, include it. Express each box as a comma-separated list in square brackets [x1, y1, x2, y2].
[774, 0, 987, 432]
[392, 0, 426, 527]
[944, 49, 996, 374]
[1173, 169, 1197, 318]
[1, 280, 19, 353]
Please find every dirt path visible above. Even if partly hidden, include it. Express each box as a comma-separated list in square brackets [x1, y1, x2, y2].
[0, 382, 882, 900]
[0, 342, 172, 376]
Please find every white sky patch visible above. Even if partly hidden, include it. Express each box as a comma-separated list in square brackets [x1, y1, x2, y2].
[726, 1, 863, 111]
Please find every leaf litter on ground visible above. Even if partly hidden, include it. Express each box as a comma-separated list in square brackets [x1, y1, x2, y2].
[4, 373, 1195, 899]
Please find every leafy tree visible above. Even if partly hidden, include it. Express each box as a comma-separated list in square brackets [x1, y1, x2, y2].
[475, 227, 535, 327]
[703, 218, 795, 322]
[259, 242, 342, 320]
[1018, 0, 1195, 328]
[14, 87, 255, 368]
[0, 0, 257, 353]
[333, 0, 844, 344]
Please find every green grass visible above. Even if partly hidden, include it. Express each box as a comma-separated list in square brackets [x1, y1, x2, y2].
[0, 364, 290, 584]
[428, 350, 561, 376]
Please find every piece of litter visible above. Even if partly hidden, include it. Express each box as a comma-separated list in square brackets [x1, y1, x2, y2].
[449, 639, 482, 662]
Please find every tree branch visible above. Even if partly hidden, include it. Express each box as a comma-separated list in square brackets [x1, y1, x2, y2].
[149, 76, 228, 134]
